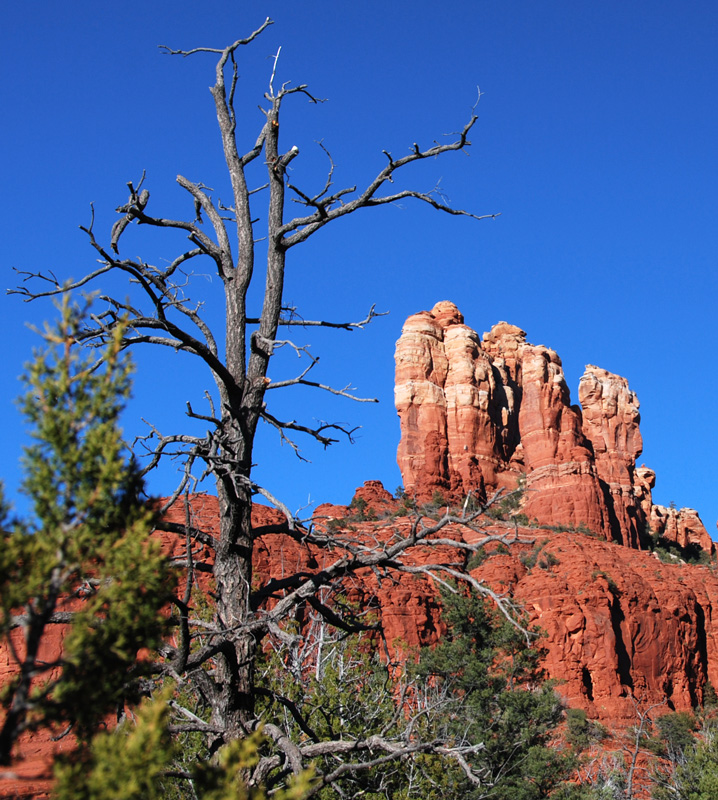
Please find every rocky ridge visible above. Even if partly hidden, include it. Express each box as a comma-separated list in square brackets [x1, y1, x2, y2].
[395, 301, 713, 553]
[308, 481, 718, 722]
[153, 485, 718, 725]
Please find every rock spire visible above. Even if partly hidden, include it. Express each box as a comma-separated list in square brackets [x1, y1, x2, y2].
[395, 301, 711, 551]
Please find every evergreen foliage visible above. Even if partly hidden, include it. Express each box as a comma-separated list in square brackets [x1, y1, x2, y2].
[410, 588, 574, 800]
[257, 588, 575, 799]
[652, 728, 718, 800]
[565, 708, 607, 752]
[54, 691, 313, 800]
[647, 711, 697, 759]
[0, 299, 170, 762]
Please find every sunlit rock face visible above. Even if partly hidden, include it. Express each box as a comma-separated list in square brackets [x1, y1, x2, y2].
[395, 301, 711, 551]
[578, 366, 644, 548]
[394, 307, 452, 498]
[516, 344, 611, 539]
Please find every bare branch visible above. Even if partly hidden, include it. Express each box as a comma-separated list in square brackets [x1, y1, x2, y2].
[158, 18, 274, 59]
[153, 520, 216, 551]
[268, 46, 282, 98]
[398, 563, 532, 643]
[266, 376, 379, 402]
[245, 507, 531, 641]
[8, 263, 112, 301]
[176, 176, 234, 279]
[279, 115, 499, 249]
[247, 304, 387, 331]
[261, 409, 358, 451]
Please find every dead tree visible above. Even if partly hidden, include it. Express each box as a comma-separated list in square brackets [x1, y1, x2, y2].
[11, 17, 512, 792]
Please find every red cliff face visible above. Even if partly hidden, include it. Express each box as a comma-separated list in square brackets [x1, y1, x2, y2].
[501, 530, 718, 719]
[395, 302, 712, 553]
[158, 489, 718, 723]
[162, 488, 718, 724]
[306, 488, 718, 722]
[165, 493, 718, 722]
[3, 486, 717, 797]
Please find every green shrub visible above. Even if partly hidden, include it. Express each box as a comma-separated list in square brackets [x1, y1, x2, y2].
[431, 489, 448, 507]
[656, 711, 697, 757]
[520, 547, 540, 570]
[591, 570, 619, 595]
[467, 547, 488, 570]
[538, 552, 561, 570]
[347, 496, 377, 522]
[650, 532, 712, 565]
[565, 708, 606, 751]
[704, 681, 718, 708]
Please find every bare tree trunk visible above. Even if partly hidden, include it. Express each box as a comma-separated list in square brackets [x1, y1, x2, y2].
[213, 480, 255, 737]
[10, 18, 509, 787]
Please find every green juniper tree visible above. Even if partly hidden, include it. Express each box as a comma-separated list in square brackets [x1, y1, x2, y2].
[408, 588, 573, 800]
[651, 728, 718, 800]
[0, 298, 170, 763]
[257, 587, 575, 800]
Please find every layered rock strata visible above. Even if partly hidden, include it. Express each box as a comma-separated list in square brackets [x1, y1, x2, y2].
[395, 302, 712, 552]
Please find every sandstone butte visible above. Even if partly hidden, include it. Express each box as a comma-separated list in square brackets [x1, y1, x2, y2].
[2, 301, 717, 797]
[395, 301, 713, 554]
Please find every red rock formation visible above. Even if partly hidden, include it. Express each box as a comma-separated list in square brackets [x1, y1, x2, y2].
[395, 304, 614, 536]
[233, 490, 718, 720]
[3, 486, 718, 797]
[307, 498, 718, 721]
[395, 305, 532, 503]
[395, 302, 712, 552]
[650, 505, 715, 556]
[501, 530, 718, 719]
[0, 609, 78, 799]
[634, 465, 656, 521]
[443, 318, 498, 493]
[160, 493, 718, 721]
[349, 480, 394, 512]
[516, 345, 611, 537]
[634, 467, 714, 556]
[394, 308, 452, 497]
[578, 366, 644, 548]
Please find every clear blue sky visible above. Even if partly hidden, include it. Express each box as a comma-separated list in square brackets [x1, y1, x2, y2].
[2, 2, 717, 534]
